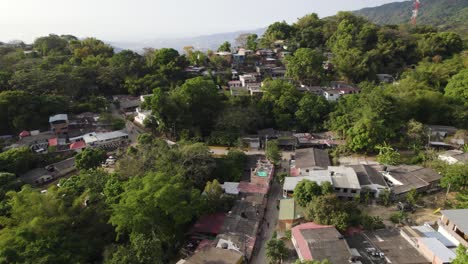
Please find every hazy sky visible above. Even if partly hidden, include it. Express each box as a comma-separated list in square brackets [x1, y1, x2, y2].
[1, 0, 408, 42]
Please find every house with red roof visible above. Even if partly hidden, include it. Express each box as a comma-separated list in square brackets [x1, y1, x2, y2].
[292, 222, 351, 263]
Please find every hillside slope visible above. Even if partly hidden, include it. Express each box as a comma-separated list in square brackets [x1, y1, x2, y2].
[354, 0, 468, 37]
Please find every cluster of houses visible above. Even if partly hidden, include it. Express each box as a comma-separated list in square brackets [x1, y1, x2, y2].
[13, 112, 131, 186]
[16, 113, 129, 154]
[282, 147, 445, 205]
[186, 44, 364, 101]
[288, 209, 468, 264]
[177, 159, 275, 264]
[276, 146, 468, 264]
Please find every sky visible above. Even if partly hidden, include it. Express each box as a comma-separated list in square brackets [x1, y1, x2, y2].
[0, 0, 409, 43]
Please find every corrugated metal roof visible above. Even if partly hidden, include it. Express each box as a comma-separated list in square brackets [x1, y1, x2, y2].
[440, 209, 468, 234]
[419, 238, 456, 263]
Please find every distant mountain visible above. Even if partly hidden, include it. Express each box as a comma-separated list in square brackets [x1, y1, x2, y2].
[109, 28, 266, 53]
[354, 0, 468, 38]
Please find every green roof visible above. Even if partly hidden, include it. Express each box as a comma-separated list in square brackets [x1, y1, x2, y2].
[278, 199, 305, 221]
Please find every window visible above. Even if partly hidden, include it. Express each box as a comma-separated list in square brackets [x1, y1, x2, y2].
[343, 188, 348, 193]
[334, 188, 340, 191]
[351, 190, 357, 194]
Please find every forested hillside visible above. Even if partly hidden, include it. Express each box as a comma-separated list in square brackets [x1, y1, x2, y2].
[354, 0, 468, 39]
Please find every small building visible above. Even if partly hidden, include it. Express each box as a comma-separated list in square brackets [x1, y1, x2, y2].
[49, 114, 69, 134]
[134, 108, 152, 126]
[292, 222, 351, 263]
[323, 89, 343, 101]
[283, 171, 332, 197]
[382, 165, 442, 198]
[329, 166, 361, 199]
[82, 131, 129, 149]
[438, 150, 468, 165]
[222, 182, 240, 195]
[438, 209, 468, 247]
[278, 199, 305, 231]
[241, 136, 260, 149]
[292, 148, 331, 173]
[184, 246, 243, 264]
[239, 74, 256, 87]
[349, 164, 389, 198]
[377, 74, 395, 83]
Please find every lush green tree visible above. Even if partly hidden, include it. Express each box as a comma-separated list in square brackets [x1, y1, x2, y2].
[292, 13, 324, 49]
[246, 34, 258, 50]
[327, 15, 379, 82]
[295, 93, 330, 132]
[452, 245, 468, 264]
[266, 238, 288, 264]
[379, 189, 391, 206]
[148, 77, 222, 138]
[217, 41, 232, 52]
[0, 91, 70, 133]
[406, 188, 419, 206]
[405, 119, 427, 147]
[0, 172, 23, 215]
[285, 48, 324, 85]
[70, 37, 114, 59]
[33, 34, 69, 56]
[211, 149, 247, 183]
[305, 194, 356, 231]
[441, 164, 468, 191]
[320, 181, 334, 195]
[376, 143, 401, 165]
[0, 185, 113, 263]
[110, 172, 201, 262]
[261, 21, 295, 47]
[75, 148, 107, 170]
[294, 180, 322, 207]
[0, 147, 35, 175]
[177, 142, 216, 188]
[261, 79, 302, 130]
[445, 69, 468, 104]
[417, 32, 463, 58]
[328, 88, 402, 152]
[266, 140, 282, 165]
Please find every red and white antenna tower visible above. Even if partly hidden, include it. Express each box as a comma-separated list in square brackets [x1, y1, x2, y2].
[411, 0, 421, 25]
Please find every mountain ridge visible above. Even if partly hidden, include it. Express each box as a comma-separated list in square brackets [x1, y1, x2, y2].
[354, 0, 468, 38]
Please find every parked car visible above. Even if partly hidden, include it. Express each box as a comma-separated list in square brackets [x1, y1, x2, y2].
[397, 202, 415, 213]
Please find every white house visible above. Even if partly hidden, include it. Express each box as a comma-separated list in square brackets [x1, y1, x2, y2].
[134, 108, 152, 126]
[323, 89, 343, 101]
[82, 131, 129, 149]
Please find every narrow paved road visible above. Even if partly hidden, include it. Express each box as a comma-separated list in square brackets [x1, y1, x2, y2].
[250, 179, 282, 264]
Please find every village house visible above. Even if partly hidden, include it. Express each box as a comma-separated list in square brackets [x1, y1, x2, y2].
[322, 89, 343, 101]
[381, 165, 442, 198]
[82, 131, 129, 150]
[182, 246, 243, 264]
[329, 166, 361, 199]
[290, 148, 331, 176]
[349, 164, 389, 198]
[282, 170, 332, 198]
[49, 114, 69, 135]
[438, 209, 468, 247]
[278, 198, 305, 231]
[292, 222, 352, 263]
[401, 224, 457, 264]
